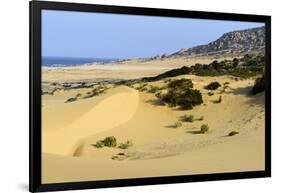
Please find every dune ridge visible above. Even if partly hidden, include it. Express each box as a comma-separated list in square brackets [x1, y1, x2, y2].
[42, 86, 139, 155]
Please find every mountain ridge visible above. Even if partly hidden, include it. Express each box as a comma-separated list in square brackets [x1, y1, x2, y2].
[167, 26, 265, 58]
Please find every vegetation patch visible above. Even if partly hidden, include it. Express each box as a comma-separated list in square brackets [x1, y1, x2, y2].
[94, 137, 134, 150]
[200, 124, 209, 134]
[93, 136, 117, 148]
[147, 85, 164, 93]
[83, 86, 108, 99]
[252, 74, 265, 94]
[205, 81, 221, 90]
[157, 79, 203, 110]
[138, 54, 264, 82]
[182, 115, 194, 122]
[118, 140, 133, 149]
[174, 121, 183, 128]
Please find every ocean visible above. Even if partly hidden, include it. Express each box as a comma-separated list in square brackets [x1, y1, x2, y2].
[42, 56, 116, 67]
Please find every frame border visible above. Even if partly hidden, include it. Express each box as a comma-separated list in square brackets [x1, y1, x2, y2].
[29, 1, 271, 192]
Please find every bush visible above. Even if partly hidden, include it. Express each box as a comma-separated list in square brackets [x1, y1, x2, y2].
[103, 136, 117, 147]
[176, 89, 203, 109]
[118, 140, 133, 149]
[167, 78, 193, 90]
[252, 74, 265, 94]
[200, 124, 209, 134]
[198, 116, 204, 121]
[147, 85, 161, 93]
[94, 140, 104, 148]
[205, 81, 221, 90]
[183, 115, 194, 122]
[174, 121, 182, 128]
[161, 79, 203, 109]
[208, 92, 214, 96]
[94, 136, 117, 148]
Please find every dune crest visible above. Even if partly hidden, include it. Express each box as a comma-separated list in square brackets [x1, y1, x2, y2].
[42, 86, 139, 155]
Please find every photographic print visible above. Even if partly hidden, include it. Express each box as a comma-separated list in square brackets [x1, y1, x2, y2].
[40, 9, 267, 184]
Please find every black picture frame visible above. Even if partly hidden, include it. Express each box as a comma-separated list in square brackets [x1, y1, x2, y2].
[30, 1, 271, 192]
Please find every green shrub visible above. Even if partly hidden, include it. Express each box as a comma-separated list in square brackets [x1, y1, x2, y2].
[174, 121, 182, 128]
[208, 92, 214, 96]
[205, 82, 221, 90]
[167, 78, 193, 90]
[147, 85, 161, 93]
[94, 136, 117, 148]
[198, 116, 204, 121]
[176, 89, 203, 109]
[94, 140, 105, 148]
[183, 115, 194, 122]
[200, 124, 209, 134]
[118, 140, 133, 149]
[102, 136, 117, 147]
[161, 79, 203, 109]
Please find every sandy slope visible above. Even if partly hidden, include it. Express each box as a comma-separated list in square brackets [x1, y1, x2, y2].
[42, 86, 139, 155]
[42, 75, 265, 183]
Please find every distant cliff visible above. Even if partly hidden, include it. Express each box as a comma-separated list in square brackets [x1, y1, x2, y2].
[169, 26, 265, 57]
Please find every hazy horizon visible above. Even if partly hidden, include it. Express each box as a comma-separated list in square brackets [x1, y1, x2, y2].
[42, 10, 264, 59]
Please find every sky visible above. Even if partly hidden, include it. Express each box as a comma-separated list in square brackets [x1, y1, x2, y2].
[42, 10, 264, 59]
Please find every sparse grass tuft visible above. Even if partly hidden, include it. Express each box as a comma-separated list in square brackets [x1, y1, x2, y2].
[94, 140, 105, 148]
[118, 140, 133, 149]
[200, 124, 209, 134]
[183, 115, 194, 122]
[174, 121, 183, 128]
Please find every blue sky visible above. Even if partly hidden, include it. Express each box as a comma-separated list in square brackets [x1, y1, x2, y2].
[42, 10, 264, 59]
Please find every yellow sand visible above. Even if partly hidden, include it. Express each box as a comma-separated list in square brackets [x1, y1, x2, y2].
[42, 71, 265, 183]
[42, 56, 227, 82]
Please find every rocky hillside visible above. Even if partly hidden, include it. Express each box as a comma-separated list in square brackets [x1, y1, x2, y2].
[169, 26, 265, 57]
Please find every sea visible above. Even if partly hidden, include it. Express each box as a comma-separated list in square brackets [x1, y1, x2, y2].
[42, 56, 116, 67]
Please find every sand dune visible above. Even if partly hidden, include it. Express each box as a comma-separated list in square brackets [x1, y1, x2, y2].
[42, 74, 265, 183]
[42, 86, 139, 155]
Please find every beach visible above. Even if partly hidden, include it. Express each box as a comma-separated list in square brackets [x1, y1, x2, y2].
[41, 56, 265, 183]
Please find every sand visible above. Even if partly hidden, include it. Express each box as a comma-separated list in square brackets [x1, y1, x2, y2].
[42, 56, 225, 83]
[42, 57, 265, 184]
